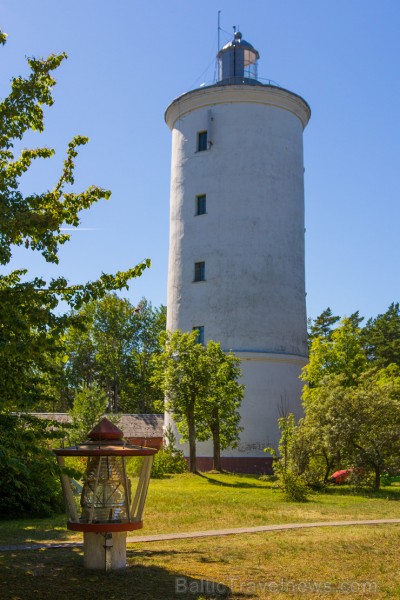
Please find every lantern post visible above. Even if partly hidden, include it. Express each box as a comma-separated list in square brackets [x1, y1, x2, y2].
[54, 417, 157, 570]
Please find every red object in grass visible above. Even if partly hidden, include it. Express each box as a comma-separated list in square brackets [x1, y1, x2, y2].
[331, 469, 353, 484]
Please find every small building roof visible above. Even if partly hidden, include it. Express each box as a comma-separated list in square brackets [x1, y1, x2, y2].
[30, 413, 164, 439]
[117, 414, 164, 438]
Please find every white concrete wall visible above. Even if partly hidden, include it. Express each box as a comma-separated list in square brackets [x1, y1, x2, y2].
[165, 84, 310, 458]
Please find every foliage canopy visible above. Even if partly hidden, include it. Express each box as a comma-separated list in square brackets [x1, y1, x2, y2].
[296, 310, 400, 491]
[0, 32, 149, 514]
[152, 330, 244, 472]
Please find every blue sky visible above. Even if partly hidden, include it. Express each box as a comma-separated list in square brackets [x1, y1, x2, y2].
[2, 0, 400, 323]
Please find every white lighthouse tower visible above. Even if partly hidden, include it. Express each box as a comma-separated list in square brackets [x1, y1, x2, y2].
[165, 31, 311, 473]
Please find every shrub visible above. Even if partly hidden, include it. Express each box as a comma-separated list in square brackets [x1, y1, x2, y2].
[151, 447, 188, 478]
[265, 414, 312, 502]
[0, 414, 66, 517]
[150, 424, 187, 478]
[279, 471, 311, 502]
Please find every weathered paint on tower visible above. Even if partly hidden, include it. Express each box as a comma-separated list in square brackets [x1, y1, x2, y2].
[165, 32, 311, 472]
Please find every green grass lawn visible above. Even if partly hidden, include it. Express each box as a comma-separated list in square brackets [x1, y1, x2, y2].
[1, 473, 400, 598]
[2, 473, 399, 545]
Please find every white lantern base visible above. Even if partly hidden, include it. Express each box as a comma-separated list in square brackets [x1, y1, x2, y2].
[83, 531, 127, 570]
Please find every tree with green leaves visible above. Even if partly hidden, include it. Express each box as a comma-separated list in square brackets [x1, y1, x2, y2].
[69, 383, 109, 444]
[0, 32, 150, 413]
[196, 341, 244, 471]
[0, 32, 149, 514]
[340, 366, 400, 489]
[152, 330, 209, 472]
[300, 317, 367, 482]
[86, 294, 138, 413]
[302, 317, 367, 395]
[152, 331, 244, 473]
[63, 302, 97, 394]
[300, 310, 400, 489]
[300, 374, 353, 482]
[64, 295, 166, 413]
[300, 367, 400, 490]
[307, 307, 340, 347]
[347, 310, 364, 330]
[362, 302, 400, 368]
[130, 298, 166, 413]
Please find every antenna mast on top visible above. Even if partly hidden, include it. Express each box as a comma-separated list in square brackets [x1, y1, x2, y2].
[218, 10, 221, 52]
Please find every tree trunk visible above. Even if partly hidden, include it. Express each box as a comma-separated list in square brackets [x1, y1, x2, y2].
[211, 408, 222, 471]
[324, 460, 333, 483]
[373, 466, 381, 490]
[212, 429, 222, 472]
[139, 355, 146, 413]
[187, 403, 197, 473]
[322, 449, 337, 483]
[113, 380, 119, 413]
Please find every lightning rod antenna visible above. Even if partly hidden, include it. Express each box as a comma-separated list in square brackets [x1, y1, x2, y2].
[218, 10, 221, 52]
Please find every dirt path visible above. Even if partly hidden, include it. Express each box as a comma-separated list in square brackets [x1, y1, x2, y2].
[2, 518, 400, 552]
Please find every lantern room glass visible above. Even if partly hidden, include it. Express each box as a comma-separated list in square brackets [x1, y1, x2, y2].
[80, 456, 129, 524]
[243, 49, 258, 80]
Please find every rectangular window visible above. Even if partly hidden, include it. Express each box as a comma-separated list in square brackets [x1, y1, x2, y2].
[193, 326, 204, 345]
[197, 130, 208, 152]
[194, 261, 205, 282]
[196, 194, 206, 216]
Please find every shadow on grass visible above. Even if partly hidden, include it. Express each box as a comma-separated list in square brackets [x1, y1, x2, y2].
[0, 547, 245, 600]
[196, 472, 268, 490]
[0, 514, 78, 545]
[318, 485, 400, 501]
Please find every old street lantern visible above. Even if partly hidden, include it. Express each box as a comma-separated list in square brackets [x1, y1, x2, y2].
[54, 417, 157, 570]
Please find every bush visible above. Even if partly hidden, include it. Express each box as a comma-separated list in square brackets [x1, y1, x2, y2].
[0, 414, 66, 517]
[150, 424, 187, 478]
[279, 471, 311, 502]
[265, 414, 312, 502]
[151, 447, 188, 478]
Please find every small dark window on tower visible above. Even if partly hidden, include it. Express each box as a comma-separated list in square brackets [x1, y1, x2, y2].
[197, 131, 208, 152]
[193, 326, 204, 344]
[196, 194, 207, 215]
[194, 261, 205, 282]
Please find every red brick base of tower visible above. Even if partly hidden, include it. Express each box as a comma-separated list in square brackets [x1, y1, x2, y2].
[191, 456, 273, 474]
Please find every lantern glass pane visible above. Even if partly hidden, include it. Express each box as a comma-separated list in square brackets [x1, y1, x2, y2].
[80, 456, 129, 524]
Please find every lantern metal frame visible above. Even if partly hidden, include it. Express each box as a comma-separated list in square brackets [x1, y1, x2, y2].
[54, 418, 157, 534]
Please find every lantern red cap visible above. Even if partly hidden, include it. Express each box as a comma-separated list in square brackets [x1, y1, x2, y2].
[54, 416, 157, 457]
[87, 417, 123, 441]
